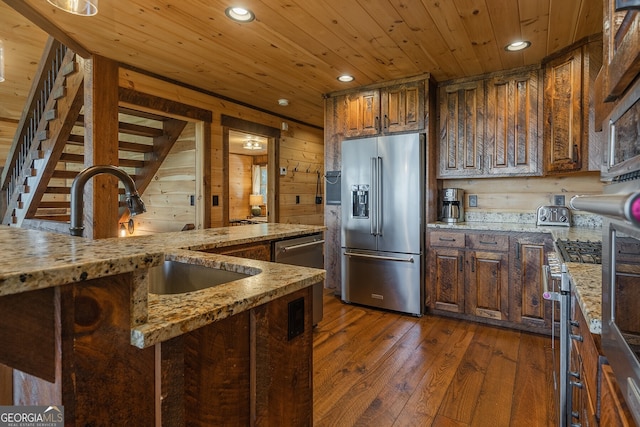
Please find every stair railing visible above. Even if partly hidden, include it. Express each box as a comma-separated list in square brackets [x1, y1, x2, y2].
[0, 37, 69, 221]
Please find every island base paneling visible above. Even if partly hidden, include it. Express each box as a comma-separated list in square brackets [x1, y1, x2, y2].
[0, 272, 314, 426]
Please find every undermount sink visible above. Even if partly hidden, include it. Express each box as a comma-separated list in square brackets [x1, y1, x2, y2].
[148, 260, 252, 294]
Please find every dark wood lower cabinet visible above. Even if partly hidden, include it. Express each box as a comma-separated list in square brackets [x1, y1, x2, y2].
[0, 273, 313, 426]
[509, 233, 554, 330]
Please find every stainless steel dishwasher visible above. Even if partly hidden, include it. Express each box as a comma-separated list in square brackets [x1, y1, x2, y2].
[273, 233, 324, 325]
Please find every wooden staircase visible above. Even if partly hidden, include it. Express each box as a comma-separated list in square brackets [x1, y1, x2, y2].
[1, 37, 187, 232]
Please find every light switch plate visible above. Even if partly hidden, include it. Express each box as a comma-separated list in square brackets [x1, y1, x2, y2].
[469, 194, 478, 207]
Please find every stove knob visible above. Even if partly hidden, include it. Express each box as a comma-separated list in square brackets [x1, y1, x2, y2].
[539, 215, 547, 222]
[559, 216, 568, 222]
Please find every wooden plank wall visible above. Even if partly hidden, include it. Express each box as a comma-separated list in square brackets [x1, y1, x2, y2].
[442, 171, 604, 214]
[118, 68, 324, 228]
[279, 129, 324, 225]
[228, 153, 252, 220]
[134, 122, 196, 234]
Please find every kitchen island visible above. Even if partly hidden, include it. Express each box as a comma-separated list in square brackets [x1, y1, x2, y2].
[0, 223, 325, 426]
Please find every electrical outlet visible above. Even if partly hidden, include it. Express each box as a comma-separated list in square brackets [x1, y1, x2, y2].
[553, 195, 565, 206]
[469, 194, 478, 207]
[287, 297, 305, 340]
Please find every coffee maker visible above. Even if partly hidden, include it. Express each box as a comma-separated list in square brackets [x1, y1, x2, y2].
[441, 188, 464, 223]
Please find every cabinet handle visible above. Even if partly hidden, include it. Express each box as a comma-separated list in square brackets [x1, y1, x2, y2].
[471, 256, 476, 272]
[375, 116, 380, 131]
[479, 240, 497, 245]
[384, 114, 389, 129]
[516, 244, 520, 260]
[459, 255, 463, 271]
[571, 334, 584, 342]
[439, 237, 456, 242]
[573, 144, 580, 163]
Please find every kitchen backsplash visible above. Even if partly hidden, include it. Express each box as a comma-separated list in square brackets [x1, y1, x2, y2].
[464, 211, 602, 228]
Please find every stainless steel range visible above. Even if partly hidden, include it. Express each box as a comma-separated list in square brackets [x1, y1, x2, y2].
[555, 239, 602, 264]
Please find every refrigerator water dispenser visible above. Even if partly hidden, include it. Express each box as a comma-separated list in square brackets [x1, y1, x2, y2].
[351, 184, 369, 218]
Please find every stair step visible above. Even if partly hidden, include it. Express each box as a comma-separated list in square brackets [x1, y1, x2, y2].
[44, 187, 126, 195]
[118, 141, 154, 153]
[60, 59, 77, 77]
[44, 109, 57, 122]
[52, 170, 78, 179]
[67, 134, 84, 145]
[33, 214, 71, 222]
[60, 153, 84, 163]
[52, 86, 66, 101]
[76, 115, 164, 138]
[38, 201, 70, 209]
[119, 158, 145, 168]
[36, 130, 48, 141]
[46, 186, 71, 194]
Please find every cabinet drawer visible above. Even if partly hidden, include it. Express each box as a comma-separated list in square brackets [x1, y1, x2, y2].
[429, 231, 465, 248]
[466, 233, 509, 251]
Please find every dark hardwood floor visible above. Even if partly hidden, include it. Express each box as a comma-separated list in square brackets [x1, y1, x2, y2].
[313, 290, 557, 426]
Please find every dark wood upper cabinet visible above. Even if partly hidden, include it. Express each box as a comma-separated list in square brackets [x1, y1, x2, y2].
[543, 50, 584, 173]
[438, 67, 542, 178]
[603, 0, 640, 101]
[328, 75, 429, 139]
[438, 80, 485, 178]
[485, 69, 542, 176]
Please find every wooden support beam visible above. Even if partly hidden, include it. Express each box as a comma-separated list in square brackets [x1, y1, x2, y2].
[83, 55, 120, 239]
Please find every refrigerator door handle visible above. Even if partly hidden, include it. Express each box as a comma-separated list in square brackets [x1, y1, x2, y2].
[377, 156, 382, 236]
[370, 157, 377, 236]
[344, 251, 415, 263]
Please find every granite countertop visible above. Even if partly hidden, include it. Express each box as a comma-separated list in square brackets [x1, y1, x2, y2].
[427, 220, 604, 334]
[0, 223, 326, 348]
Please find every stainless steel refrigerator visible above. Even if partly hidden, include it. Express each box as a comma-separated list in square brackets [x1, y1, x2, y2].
[341, 133, 424, 316]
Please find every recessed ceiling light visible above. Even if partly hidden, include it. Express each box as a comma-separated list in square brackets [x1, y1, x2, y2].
[225, 6, 255, 23]
[505, 41, 531, 52]
[337, 75, 355, 83]
[278, 98, 289, 106]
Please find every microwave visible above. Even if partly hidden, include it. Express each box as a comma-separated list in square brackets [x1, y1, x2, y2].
[603, 78, 640, 181]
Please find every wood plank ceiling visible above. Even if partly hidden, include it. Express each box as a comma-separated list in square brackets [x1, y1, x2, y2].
[0, 0, 602, 162]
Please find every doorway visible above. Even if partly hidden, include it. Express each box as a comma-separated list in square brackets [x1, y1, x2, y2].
[228, 130, 269, 223]
[222, 115, 280, 225]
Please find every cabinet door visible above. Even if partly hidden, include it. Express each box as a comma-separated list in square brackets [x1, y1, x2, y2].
[428, 247, 465, 314]
[485, 70, 541, 176]
[381, 81, 425, 134]
[344, 90, 380, 137]
[438, 81, 484, 177]
[544, 51, 583, 173]
[602, 0, 640, 101]
[509, 234, 553, 329]
[465, 250, 509, 320]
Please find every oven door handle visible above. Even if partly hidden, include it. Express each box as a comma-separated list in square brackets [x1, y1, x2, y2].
[542, 265, 560, 301]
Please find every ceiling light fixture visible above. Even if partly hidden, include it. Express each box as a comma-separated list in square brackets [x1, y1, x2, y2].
[0, 40, 4, 83]
[337, 74, 354, 83]
[225, 6, 255, 23]
[505, 41, 531, 52]
[47, 0, 98, 16]
[243, 141, 262, 150]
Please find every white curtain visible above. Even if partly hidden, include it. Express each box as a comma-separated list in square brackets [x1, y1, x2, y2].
[252, 165, 261, 198]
